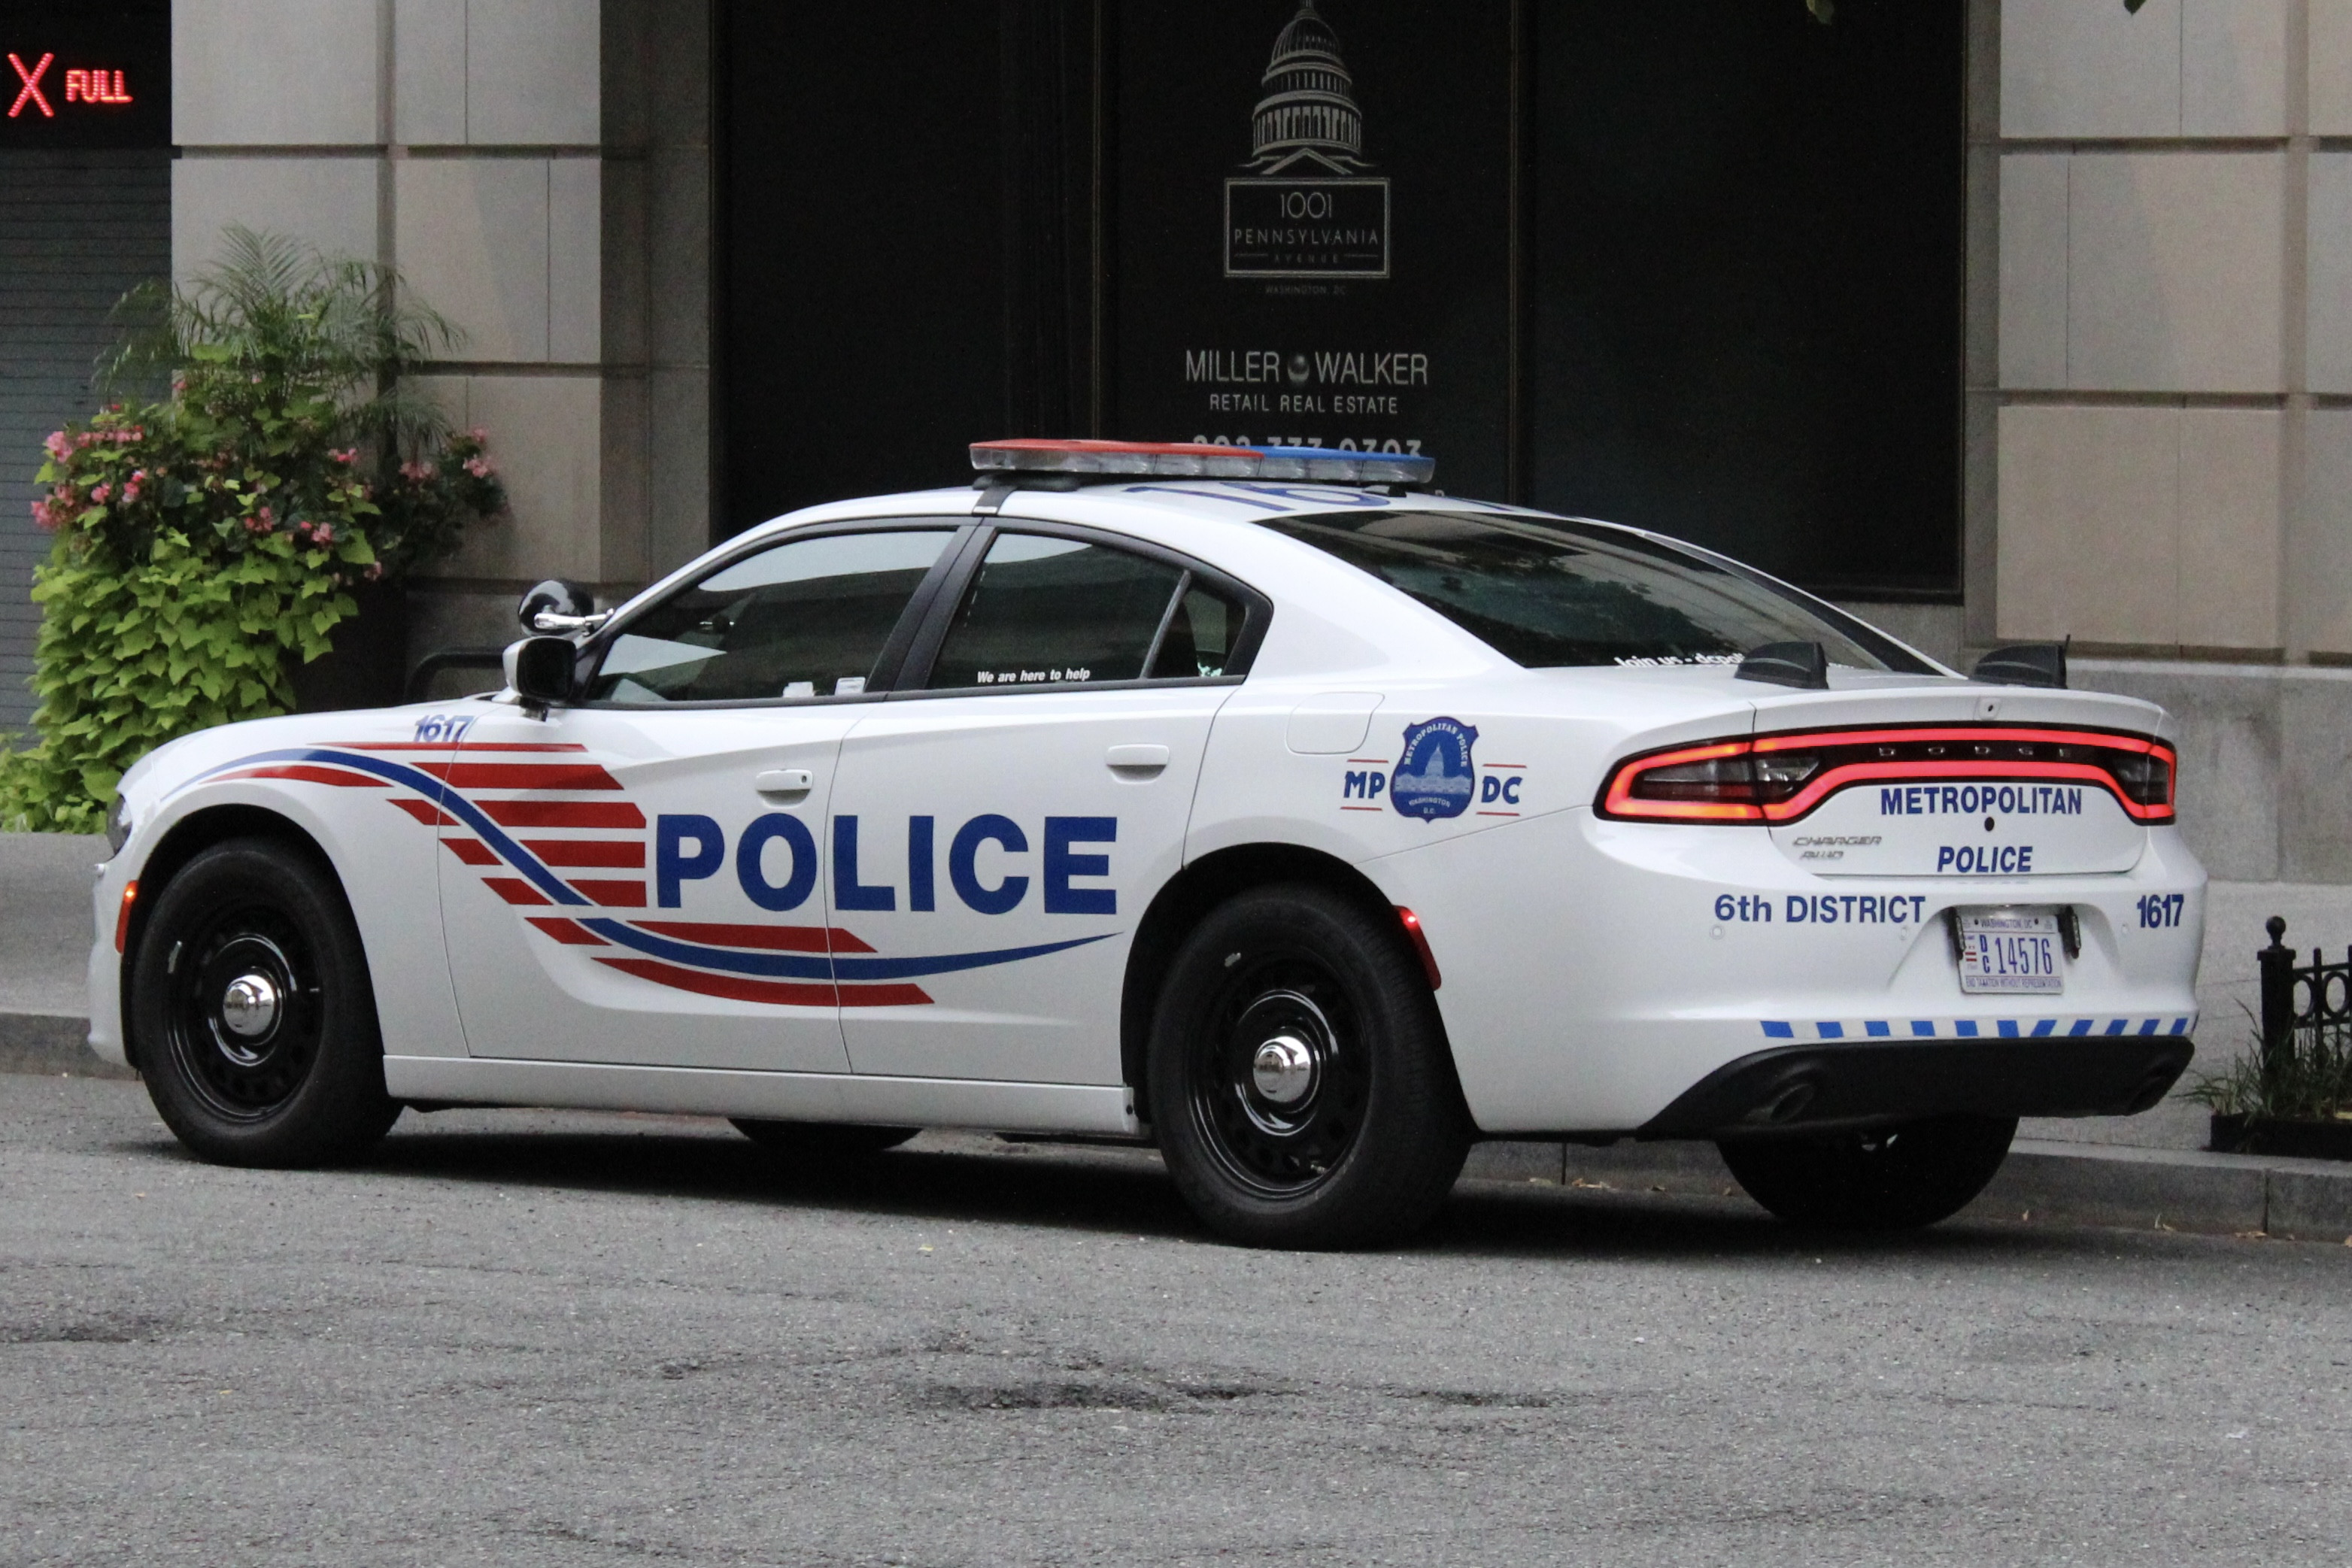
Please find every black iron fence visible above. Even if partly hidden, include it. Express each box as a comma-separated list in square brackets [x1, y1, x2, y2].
[2257, 916, 2352, 1093]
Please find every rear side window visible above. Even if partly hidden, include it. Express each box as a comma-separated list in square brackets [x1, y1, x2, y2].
[1258, 511, 1931, 673]
[587, 529, 955, 703]
[926, 533, 1241, 689]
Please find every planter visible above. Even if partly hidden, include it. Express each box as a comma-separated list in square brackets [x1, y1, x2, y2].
[2210, 1112, 2352, 1160]
[290, 579, 409, 713]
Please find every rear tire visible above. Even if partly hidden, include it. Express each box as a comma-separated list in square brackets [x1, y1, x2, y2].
[131, 838, 400, 1166]
[1148, 884, 1470, 1249]
[730, 1121, 918, 1161]
[1717, 1115, 2017, 1230]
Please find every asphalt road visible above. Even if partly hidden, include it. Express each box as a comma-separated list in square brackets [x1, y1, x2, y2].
[6, 1075, 2352, 1566]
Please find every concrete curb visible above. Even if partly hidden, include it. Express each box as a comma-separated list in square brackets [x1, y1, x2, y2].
[9, 1006, 2347, 1238]
[0, 1011, 133, 1080]
[1464, 1133, 2352, 1241]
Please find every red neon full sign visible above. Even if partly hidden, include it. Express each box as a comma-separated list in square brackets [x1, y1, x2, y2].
[8, 52, 136, 119]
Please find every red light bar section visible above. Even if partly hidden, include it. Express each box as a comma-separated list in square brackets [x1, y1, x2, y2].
[970, 436, 1436, 485]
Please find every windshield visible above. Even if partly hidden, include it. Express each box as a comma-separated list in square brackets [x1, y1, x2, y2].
[1258, 510, 1935, 673]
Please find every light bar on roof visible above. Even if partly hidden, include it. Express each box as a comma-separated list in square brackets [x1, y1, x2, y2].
[971, 438, 1435, 487]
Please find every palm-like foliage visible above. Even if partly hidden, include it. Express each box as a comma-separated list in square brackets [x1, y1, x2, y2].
[102, 225, 460, 460]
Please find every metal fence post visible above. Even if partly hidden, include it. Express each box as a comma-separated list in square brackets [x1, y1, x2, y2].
[2259, 914, 2295, 1099]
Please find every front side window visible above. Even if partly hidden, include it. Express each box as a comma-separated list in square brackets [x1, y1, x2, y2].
[927, 533, 1228, 689]
[586, 529, 955, 703]
[1258, 510, 1932, 673]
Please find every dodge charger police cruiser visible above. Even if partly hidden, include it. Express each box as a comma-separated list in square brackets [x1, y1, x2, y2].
[87, 440, 2203, 1247]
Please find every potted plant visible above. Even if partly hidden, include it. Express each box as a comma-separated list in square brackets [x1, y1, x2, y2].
[0, 227, 505, 833]
[2181, 1016, 2352, 1160]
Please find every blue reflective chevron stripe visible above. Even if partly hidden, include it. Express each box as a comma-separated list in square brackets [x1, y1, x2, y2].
[580, 917, 1114, 981]
[1760, 1014, 2196, 1042]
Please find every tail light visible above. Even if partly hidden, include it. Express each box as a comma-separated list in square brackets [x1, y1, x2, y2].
[1598, 726, 2177, 826]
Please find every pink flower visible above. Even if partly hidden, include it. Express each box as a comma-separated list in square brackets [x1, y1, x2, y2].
[42, 431, 68, 462]
[90, 483, 111, 504]
[312, 523, 334, 544]
[463, 456, 493, 479]
[363, 562, 384, 581]
[468, 426, 487, 444]
[330, 447, 357, 465]
[399, 459, 432, 483]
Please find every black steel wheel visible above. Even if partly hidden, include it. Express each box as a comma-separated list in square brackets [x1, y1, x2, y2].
[729, 1121, 919, 1161]
[1149, 884, 1469, 1248]
[131, 838, 399, 1166]
[1717, 1115, 2017, 1231]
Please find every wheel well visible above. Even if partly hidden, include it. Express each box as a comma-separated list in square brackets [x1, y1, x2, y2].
[1120, 842, 1412, 1124]
[120, 805, 339, 1069]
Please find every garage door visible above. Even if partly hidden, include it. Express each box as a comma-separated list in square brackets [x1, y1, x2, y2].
[0, 148, 170, 736]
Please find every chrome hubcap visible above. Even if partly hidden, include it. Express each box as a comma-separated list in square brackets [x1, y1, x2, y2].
[1250, 1035, 1316, 1105]
[218, 973, 281, 1044]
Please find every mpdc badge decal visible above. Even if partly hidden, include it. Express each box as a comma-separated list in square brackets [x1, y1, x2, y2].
[1391, 717, 1477, 820]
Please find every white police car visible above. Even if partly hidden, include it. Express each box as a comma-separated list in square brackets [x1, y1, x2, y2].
[87, 440, 2204, 1247]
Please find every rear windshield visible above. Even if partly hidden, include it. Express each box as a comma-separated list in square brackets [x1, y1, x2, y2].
[1258, 510, 1935, 673]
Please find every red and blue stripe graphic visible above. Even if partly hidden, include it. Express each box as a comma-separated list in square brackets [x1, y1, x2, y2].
[184, 742, 1112, 1008]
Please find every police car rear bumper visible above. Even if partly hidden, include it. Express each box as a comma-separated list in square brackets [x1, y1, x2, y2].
[1635, 1034, 2194, 1139]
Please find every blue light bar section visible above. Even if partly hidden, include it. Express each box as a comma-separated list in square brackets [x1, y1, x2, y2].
[970, 438, 1434, 487]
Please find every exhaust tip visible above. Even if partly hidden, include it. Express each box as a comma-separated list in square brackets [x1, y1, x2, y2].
[1745, 1075, 1820, 1126]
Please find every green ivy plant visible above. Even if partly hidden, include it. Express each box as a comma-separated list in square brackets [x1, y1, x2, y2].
[0, 227, 506, 833]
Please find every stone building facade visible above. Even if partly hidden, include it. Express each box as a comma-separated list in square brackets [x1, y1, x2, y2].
[3, 0, 2347, 883]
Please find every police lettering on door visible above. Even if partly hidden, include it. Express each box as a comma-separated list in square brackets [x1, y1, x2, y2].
[653, 814, 1118, 914]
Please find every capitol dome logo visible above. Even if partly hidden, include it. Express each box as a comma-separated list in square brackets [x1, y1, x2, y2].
[1224, 1, 1391, 281]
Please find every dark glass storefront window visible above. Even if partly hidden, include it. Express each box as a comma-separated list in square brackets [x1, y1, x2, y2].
[718, 2, 1962, 599]
[1528, 2, 1962, 598]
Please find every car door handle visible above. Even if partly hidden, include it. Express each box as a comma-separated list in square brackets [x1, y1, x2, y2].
[754, 768, 814, 798]
[1106, 744, 1170, 775]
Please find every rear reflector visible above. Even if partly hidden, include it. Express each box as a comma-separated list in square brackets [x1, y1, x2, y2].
[1598, 726, 2177, 826]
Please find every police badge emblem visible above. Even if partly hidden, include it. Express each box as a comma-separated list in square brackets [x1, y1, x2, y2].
[1390, 717, 1478, 820]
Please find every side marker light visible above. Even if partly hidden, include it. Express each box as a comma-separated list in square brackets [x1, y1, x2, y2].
[1395, 906, 1442, 990]
[114, 881, 138, 954]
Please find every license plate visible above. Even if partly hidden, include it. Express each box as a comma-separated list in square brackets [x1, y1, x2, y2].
[1956, 908, 2064, 995]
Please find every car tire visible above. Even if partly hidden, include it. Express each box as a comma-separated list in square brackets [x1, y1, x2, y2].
[1148, 883, 1470, 1249]
[730, 1121, 919, 1160]
[130, 838, 401, 1167]
[1716, 1115, 2017, 1230]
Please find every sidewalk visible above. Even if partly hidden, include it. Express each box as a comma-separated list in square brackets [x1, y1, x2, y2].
[9, 828, 2352, 1238]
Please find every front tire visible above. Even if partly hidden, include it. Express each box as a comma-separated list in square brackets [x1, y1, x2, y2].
[1717, 1115, 2017, 1230]
[1149, 884, 1470, 1249]
[130, 838, 400, 1166]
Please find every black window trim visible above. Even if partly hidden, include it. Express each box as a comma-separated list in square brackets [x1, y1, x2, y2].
[566, 517, 982, 711]
[889, 517, 1275, 699]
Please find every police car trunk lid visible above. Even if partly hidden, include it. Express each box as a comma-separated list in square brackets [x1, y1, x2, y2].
[1741, 683, 2171, 878]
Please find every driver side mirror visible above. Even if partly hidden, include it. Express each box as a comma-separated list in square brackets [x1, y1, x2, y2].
[504, 635, 577, 708]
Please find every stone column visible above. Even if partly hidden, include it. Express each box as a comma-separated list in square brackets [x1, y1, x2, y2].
[169, 0, 713, 673]
[1988, 0, 2352, 880]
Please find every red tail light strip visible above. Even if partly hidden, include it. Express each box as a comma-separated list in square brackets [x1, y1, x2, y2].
[1599, 726, 2177, 826]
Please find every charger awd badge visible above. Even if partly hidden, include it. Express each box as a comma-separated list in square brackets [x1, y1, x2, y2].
[1391, 717, 1478, 821]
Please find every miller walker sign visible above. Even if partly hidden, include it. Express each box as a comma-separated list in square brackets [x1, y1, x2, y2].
[1222, 2, 1389, 278]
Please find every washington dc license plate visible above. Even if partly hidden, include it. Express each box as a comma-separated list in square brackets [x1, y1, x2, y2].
[1956, 908, 2064, 996]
